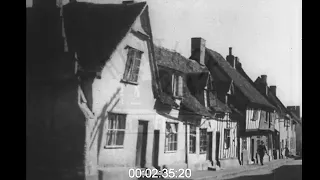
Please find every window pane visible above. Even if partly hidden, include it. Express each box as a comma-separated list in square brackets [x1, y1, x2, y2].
[136, 51, 142, 59]
[106, 130, 113, 145]
[124, 49, 135, 80]
[178, 76, 183, 96]
[108, 114, 116, 129]
[118, 115, 126, 129]
[116, 131, 125, 145]
[172, 74, 176, 96]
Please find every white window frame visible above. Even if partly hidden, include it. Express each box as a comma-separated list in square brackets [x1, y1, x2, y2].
[189, 125, 196, 154]
[172, 74, 183, 97]
[200, 128, 207, 154]
[105, 113, 127, 148]
[165, 122, 178, 152]
[122, 46, 143, 84]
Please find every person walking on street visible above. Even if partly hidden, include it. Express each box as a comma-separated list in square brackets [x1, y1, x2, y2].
[285, 146, 289, 159]
[257, 141, 268, 165]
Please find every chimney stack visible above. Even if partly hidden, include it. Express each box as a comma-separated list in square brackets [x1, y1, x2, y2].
[191, 37, 206, 65]
[270, 86, 276, 96]
[261, 75, 267, 85]
[226, 47, 236, 69]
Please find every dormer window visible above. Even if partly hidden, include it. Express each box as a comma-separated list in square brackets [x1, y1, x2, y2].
[122, 46, 143, 84]
[172, 74, 183, 97]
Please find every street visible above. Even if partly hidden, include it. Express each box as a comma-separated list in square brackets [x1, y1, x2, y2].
[220, 159, 302, 180]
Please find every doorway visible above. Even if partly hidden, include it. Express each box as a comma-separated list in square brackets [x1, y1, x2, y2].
[136, 121, 148, 167]
[207, 132, 213, 164]
[152, 130, 160, 169]
[251, 138, 255, 162]
[215, 131, 220, 166]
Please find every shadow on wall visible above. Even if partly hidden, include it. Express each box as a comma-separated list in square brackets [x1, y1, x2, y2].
[88, 88, 121, 162]
[223, 163, 302, 180]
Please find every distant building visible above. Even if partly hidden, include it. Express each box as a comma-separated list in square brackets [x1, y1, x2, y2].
[287, 106, 301, 156]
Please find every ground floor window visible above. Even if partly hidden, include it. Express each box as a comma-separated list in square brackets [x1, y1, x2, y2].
[189, 125, 196, 153]
[106, 113, 126, 147]
[165, 123, 178, 152]
[200, 129, 207, 154]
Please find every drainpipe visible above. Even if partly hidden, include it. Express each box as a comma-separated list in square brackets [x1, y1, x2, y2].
[185, 118, 188, 168]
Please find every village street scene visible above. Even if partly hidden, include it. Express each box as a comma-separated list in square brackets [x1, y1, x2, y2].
[26, 0, 302, 180]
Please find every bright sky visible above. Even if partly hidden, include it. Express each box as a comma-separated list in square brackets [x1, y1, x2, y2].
[27, 0, 302, 116]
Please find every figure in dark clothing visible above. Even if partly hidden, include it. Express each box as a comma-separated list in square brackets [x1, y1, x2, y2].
[257, 141, 268, 165]
[285, 146, 290, 159]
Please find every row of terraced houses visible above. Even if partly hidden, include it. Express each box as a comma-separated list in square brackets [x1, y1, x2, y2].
[26, 1, 302, 180]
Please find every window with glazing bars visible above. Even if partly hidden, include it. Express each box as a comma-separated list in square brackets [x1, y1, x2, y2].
[123, 47, 143, 83]
[189, 125, 196, 153]
[200, 129, 207, 154]
[105, 113, 126, 147]
[165, 123, 178, 152]
[172, 74, 183, 97]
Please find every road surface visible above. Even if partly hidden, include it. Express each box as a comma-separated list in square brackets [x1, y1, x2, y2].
[221, 159, 302, 180]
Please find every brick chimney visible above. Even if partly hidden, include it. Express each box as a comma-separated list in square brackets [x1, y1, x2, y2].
[191, 37, 206, 65]
[261, 75, 267, 85]
[257, 75, 268, 96]
[226, 47, 236, 69]
[270, 86, 276, 96]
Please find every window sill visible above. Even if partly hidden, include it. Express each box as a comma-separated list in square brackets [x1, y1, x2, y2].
[164, 151, 177, 153]
[120, 79, 139, 85]
[104, 146, 124, 149]
[200, 152, 207, 154]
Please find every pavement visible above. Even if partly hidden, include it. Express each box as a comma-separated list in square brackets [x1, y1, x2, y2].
[189, 158, 301, 180]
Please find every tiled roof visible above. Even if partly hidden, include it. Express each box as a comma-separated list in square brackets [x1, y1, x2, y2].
[206, 48, 275, 110]
[63, 1, 147, 72]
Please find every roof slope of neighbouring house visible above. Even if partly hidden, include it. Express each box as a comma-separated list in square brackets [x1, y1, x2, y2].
[254, 76, 290, 118]
[154, 46, 230, 116]
[205, 48, 275, 110]
[63, 1, 147, 72]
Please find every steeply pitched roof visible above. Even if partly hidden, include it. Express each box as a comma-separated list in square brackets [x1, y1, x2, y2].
[63, 1, 147, 72]
[205, 48, 275, 110]
[154, 46, 230, 116]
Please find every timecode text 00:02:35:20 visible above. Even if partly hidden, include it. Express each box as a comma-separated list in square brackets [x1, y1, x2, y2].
[128, 168, 192, 178]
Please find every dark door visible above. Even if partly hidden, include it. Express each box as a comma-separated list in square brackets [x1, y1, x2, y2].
[136, 121, 148, 167]
[207, 132, 213, 162]
[251, 138, 255, 161]
[152, 130, 160, 168]
[215, 131, 220, 165]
